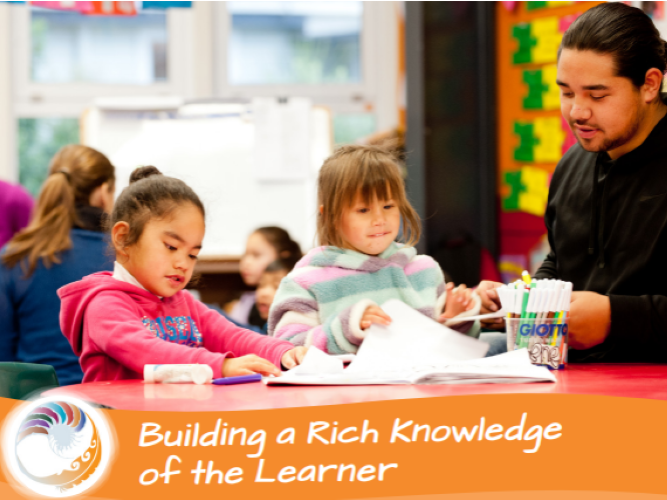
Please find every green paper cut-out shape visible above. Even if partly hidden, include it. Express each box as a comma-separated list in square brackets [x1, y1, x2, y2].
[512, 24, 536, 65]
[514, 122, 537, 162]
[527, 1, 548, 11]
[503, 171, 524, 211]
[523, 70, 547, 110]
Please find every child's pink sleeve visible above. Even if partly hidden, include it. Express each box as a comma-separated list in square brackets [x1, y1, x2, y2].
[86, 292, 228, 378]
[191, 298, 294, 369]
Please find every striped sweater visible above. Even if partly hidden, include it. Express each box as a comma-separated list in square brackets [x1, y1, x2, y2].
[268, 243, 481, 354]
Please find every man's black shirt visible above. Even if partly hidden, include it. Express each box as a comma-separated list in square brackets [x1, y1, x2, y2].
[535, 113, 667, 361]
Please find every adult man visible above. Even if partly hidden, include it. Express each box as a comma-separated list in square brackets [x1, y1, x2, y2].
[480, 3, 667, 361]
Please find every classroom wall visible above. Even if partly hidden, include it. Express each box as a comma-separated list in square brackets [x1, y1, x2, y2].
[495, 1, 603, 284]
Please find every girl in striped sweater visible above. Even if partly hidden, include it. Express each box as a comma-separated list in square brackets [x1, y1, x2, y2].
[268, 145, 481, 354]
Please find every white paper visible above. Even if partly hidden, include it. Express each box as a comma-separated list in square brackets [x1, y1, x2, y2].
[332, 354, 356, 363]
[347, 299, 489, 373]
[269, 348, 555, 386]
[444, 310, 507, 323]
[266, 300, 556, 386]
[252, 97, 311, 181]
[285, 346, 344, 376]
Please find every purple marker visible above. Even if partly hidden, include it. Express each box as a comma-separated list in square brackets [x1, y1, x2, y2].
[212, 374, 263, 385]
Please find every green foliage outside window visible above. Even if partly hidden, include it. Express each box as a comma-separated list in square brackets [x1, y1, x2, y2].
[18, 118, 80, 197]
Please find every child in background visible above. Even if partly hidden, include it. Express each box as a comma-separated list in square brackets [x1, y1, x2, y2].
[1, 145, 114, 386]
[255, 261, 291, 333]
[268, 145, 480, 354]
[59, 166, 306, 382]
[229, 226, 302, 329]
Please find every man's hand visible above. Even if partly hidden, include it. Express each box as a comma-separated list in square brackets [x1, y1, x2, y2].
[476, 280, 504, 329]
[568, 291, 611, 349]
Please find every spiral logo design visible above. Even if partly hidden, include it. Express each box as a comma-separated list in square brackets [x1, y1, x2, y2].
[3, 396, 112, 497]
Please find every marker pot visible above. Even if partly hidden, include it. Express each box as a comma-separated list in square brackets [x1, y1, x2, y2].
[506, 317, 568, 370]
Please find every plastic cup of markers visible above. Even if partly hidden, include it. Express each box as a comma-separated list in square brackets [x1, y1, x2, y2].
[505, 317, 568, 370]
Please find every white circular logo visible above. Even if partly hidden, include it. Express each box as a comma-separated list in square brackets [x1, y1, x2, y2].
[2, 396, 114, 497]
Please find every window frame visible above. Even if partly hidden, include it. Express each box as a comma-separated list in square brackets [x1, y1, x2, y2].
[0, 1, 399, 184]
[212, 1, 380, 106]
[11, 4, 194, 115]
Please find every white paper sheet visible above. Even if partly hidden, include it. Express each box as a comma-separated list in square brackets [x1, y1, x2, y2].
[265, 300, 556, 386]
[252, 97, 311, 181]
[346, 299, 489, 372]
[285, 346, 344, 376]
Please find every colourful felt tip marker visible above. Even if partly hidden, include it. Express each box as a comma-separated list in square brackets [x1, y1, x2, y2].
[521, 270, 532, 285]
[212, 374, 263, 385]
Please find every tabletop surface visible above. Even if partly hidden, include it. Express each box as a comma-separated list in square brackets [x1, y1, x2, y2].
[42, 364, 667, 412]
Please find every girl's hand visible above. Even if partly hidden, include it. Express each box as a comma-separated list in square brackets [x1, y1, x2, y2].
[222, 355, 281, 377]
[360, 305, 392, 330]
[439, 284, 474, 322]
[280, 346, 308, 370]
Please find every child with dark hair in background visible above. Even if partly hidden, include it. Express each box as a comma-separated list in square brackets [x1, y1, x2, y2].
[255, 261, 291, 334]
[59, 166, 306, 382]
[229, 226, 302, 329]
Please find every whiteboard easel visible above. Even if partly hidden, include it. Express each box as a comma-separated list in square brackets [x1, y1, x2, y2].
[82, 98, 332, 257]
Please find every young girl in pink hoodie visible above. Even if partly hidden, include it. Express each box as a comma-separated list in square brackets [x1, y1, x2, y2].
[59, 166, 306, 383]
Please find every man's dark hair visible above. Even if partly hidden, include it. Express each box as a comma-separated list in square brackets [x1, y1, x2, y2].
[560, 2, 667, 88]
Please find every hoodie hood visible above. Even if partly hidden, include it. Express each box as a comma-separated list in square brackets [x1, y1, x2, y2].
[58, 272, 170, 356]
[297, 242, 417, 273]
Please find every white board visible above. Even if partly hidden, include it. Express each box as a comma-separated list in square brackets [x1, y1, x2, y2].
[82, 100, 332, 256]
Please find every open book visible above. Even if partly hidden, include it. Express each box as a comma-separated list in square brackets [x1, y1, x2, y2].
[266, 300, 556, 386]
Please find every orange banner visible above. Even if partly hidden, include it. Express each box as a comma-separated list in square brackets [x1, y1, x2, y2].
[1, 394, 667, 499]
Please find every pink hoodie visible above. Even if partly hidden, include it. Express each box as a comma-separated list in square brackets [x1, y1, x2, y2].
[58, 272, 294, 383]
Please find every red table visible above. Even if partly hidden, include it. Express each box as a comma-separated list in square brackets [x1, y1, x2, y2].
[43, 364, 667, 411]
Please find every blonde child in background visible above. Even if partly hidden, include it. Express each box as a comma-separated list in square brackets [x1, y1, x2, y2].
[255, 261, 291, 333]
[229, 226, 302, 329]
[268, 145, 481, 354]
[59, 166, 306, 382]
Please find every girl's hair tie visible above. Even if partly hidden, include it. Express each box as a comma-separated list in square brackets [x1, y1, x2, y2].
[55, 169, 71, 182]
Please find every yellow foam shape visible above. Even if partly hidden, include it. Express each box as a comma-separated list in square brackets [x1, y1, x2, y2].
[542, 64, 560, 110]
[534, 117, 565, 163]
[518, 166, 549, 216]
[532, 17, 561, 64]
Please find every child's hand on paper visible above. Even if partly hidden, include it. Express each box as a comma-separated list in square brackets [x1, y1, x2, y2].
[439, 283, 474, 322]
[222, 355, 281, 377]
[280, 346, 308, 370]
[360, 305, 392, 330]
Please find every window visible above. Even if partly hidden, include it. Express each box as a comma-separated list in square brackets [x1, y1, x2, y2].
[6, 3, 194, 188]
[31, 7, 168, 85]
[2, 2, 399, 185]
[216, 2, 395, 146]
[333, 113, 376, 145]
[17, 118, 79, 197]
[227, 1, 362, 85]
